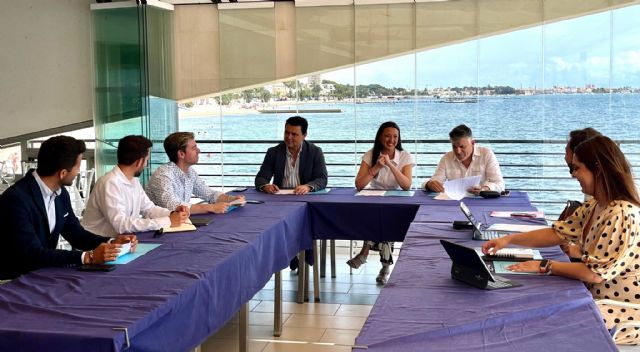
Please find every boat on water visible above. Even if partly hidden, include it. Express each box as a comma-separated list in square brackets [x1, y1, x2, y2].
[258, 109, 342, 113]
[434, 97, 478, 103]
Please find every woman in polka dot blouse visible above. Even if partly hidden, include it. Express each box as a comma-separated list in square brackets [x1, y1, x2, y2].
[483, 135, 640, 345]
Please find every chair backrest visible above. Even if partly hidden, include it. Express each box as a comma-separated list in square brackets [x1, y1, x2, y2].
[21, 161, 37, 176]
[66, 168, 96, 218]
[558, 200, 582, 221]
[0, 161, 16, 185]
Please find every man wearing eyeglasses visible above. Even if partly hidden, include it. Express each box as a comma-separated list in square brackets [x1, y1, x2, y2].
[423, 124, 505, 194]
[82, 135, 189, 237]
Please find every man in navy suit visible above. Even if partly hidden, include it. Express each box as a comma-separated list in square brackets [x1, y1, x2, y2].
[255, 116, 328, 194]
[254, 116, 327, 271]
[0, 136, 137, 280]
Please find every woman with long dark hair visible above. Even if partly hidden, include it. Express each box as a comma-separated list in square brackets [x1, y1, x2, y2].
[348, 121, 415, 284]
[483, 135, 640, 345]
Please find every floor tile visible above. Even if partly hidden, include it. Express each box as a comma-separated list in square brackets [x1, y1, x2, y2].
[262, 341, 352, 352]
[334, 304, 372, 317]
[284, 314, 366, 330]
[253, 301, 340, 315]
[319, 328, 360, 345]
[201, 338, 267, 352]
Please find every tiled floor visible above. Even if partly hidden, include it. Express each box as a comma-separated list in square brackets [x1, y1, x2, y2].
[201, 244, 388, 352]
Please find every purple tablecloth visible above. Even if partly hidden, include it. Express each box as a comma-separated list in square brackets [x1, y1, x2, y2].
[0, 202, 310, 352]
[355, 222, 616, 351]
[244, 188, 533, 242]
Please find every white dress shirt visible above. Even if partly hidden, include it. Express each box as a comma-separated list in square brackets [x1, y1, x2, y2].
[32, 171, 61, 234]
[425, 145, 505, 192]
[82, 166, 171, 237]
[362, 149, 415, 190]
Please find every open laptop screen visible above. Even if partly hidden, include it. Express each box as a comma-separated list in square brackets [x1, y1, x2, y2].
[459, 202, 485, 235]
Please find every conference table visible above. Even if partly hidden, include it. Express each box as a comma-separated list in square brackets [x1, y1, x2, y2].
[354, 212, 617, 350]
[0, 188, 616, 351]
[0, 202, 310, 352]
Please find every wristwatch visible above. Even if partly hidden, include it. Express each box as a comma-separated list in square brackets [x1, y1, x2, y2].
[539, 259, 552, 275]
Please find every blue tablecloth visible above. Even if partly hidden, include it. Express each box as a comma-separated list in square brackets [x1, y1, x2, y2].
[354, 223, 617, 351]
[0, 202, 310, 352]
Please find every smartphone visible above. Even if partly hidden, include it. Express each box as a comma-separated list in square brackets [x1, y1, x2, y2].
[232, 187, 247, 192]
[77, 264, 116, 272]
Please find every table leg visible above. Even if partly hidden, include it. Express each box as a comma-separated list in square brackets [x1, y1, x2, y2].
[304, 262, 310, 302]
[239, 303, 248, 352]
[320, 240, 327, 278]
[274, 271, 282, 337]
[330, 239, 336, 279]
[296, 250, 306, 304]
[313, 240, 320, 302]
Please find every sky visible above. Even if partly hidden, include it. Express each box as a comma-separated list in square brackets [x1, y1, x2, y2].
[322, 5, 640, 89]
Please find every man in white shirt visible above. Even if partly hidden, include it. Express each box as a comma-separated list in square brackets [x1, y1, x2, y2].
[82, 135, 189, 237]
[424, 124, 505, 194]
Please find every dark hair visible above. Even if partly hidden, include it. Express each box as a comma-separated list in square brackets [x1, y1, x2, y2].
[573, 135, 640, 206]
[567, 127, 602, 152]
[36, 136, 86, 176]
[285, 116, 308, 135]
[164, 132, 195, 163]
[449, 124, 473, 140]
[371, 121, 403, 167]
[117, 135, 152, 165]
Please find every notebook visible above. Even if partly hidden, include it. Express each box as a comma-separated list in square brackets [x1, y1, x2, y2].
[474, 247, 542, 262]
[440, 240, 521, 290]
[459, 202, 513, 240]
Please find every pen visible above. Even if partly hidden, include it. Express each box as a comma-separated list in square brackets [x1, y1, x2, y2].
[511, 212, 536, 218]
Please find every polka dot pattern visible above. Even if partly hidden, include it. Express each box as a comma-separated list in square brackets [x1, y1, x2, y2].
[554, 199, 640, 345]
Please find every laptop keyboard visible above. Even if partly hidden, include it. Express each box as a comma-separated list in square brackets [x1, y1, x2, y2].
[487, 279, 512, 289]
[480, 230, 502, 240]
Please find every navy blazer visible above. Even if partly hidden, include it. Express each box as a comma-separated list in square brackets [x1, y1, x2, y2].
[0, 171, 108, 280]
[255, 140, 328, 191]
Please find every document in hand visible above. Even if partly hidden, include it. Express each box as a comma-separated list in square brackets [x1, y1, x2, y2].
[230, 198, 247, 206]
[117, 242, 132, 258]
[436, 175, 482, 201]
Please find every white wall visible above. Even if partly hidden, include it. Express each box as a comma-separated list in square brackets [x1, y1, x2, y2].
[0, 0, 93, 143]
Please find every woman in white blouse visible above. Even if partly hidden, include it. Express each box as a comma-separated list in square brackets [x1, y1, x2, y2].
[348, 121, 415, 284]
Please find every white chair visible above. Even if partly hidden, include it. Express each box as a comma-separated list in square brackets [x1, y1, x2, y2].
[21, 160, 37, 175]
[0, 161, 15, 185]
[66, 168, 95, 218]
[596, 299, 640, 343]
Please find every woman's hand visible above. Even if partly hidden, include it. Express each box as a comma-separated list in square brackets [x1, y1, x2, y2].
[506, 260, 541, 273]
[377, 154, 390, 168]
[481, 236, 511, 255]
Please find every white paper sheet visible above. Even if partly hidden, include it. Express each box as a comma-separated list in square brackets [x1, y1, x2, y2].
[275, 189, 296, 195]
[441, 175, 481, 200]
[117, 242, 132, 258]
[356, 190, 387, 196]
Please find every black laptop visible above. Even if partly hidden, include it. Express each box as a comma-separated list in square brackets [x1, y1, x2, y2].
[189, 216, 215, 227]
[440, 240, 521, 290]
[459, 202, 511, 240]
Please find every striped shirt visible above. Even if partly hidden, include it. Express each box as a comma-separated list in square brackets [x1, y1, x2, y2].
[282, 144, 302, 189]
